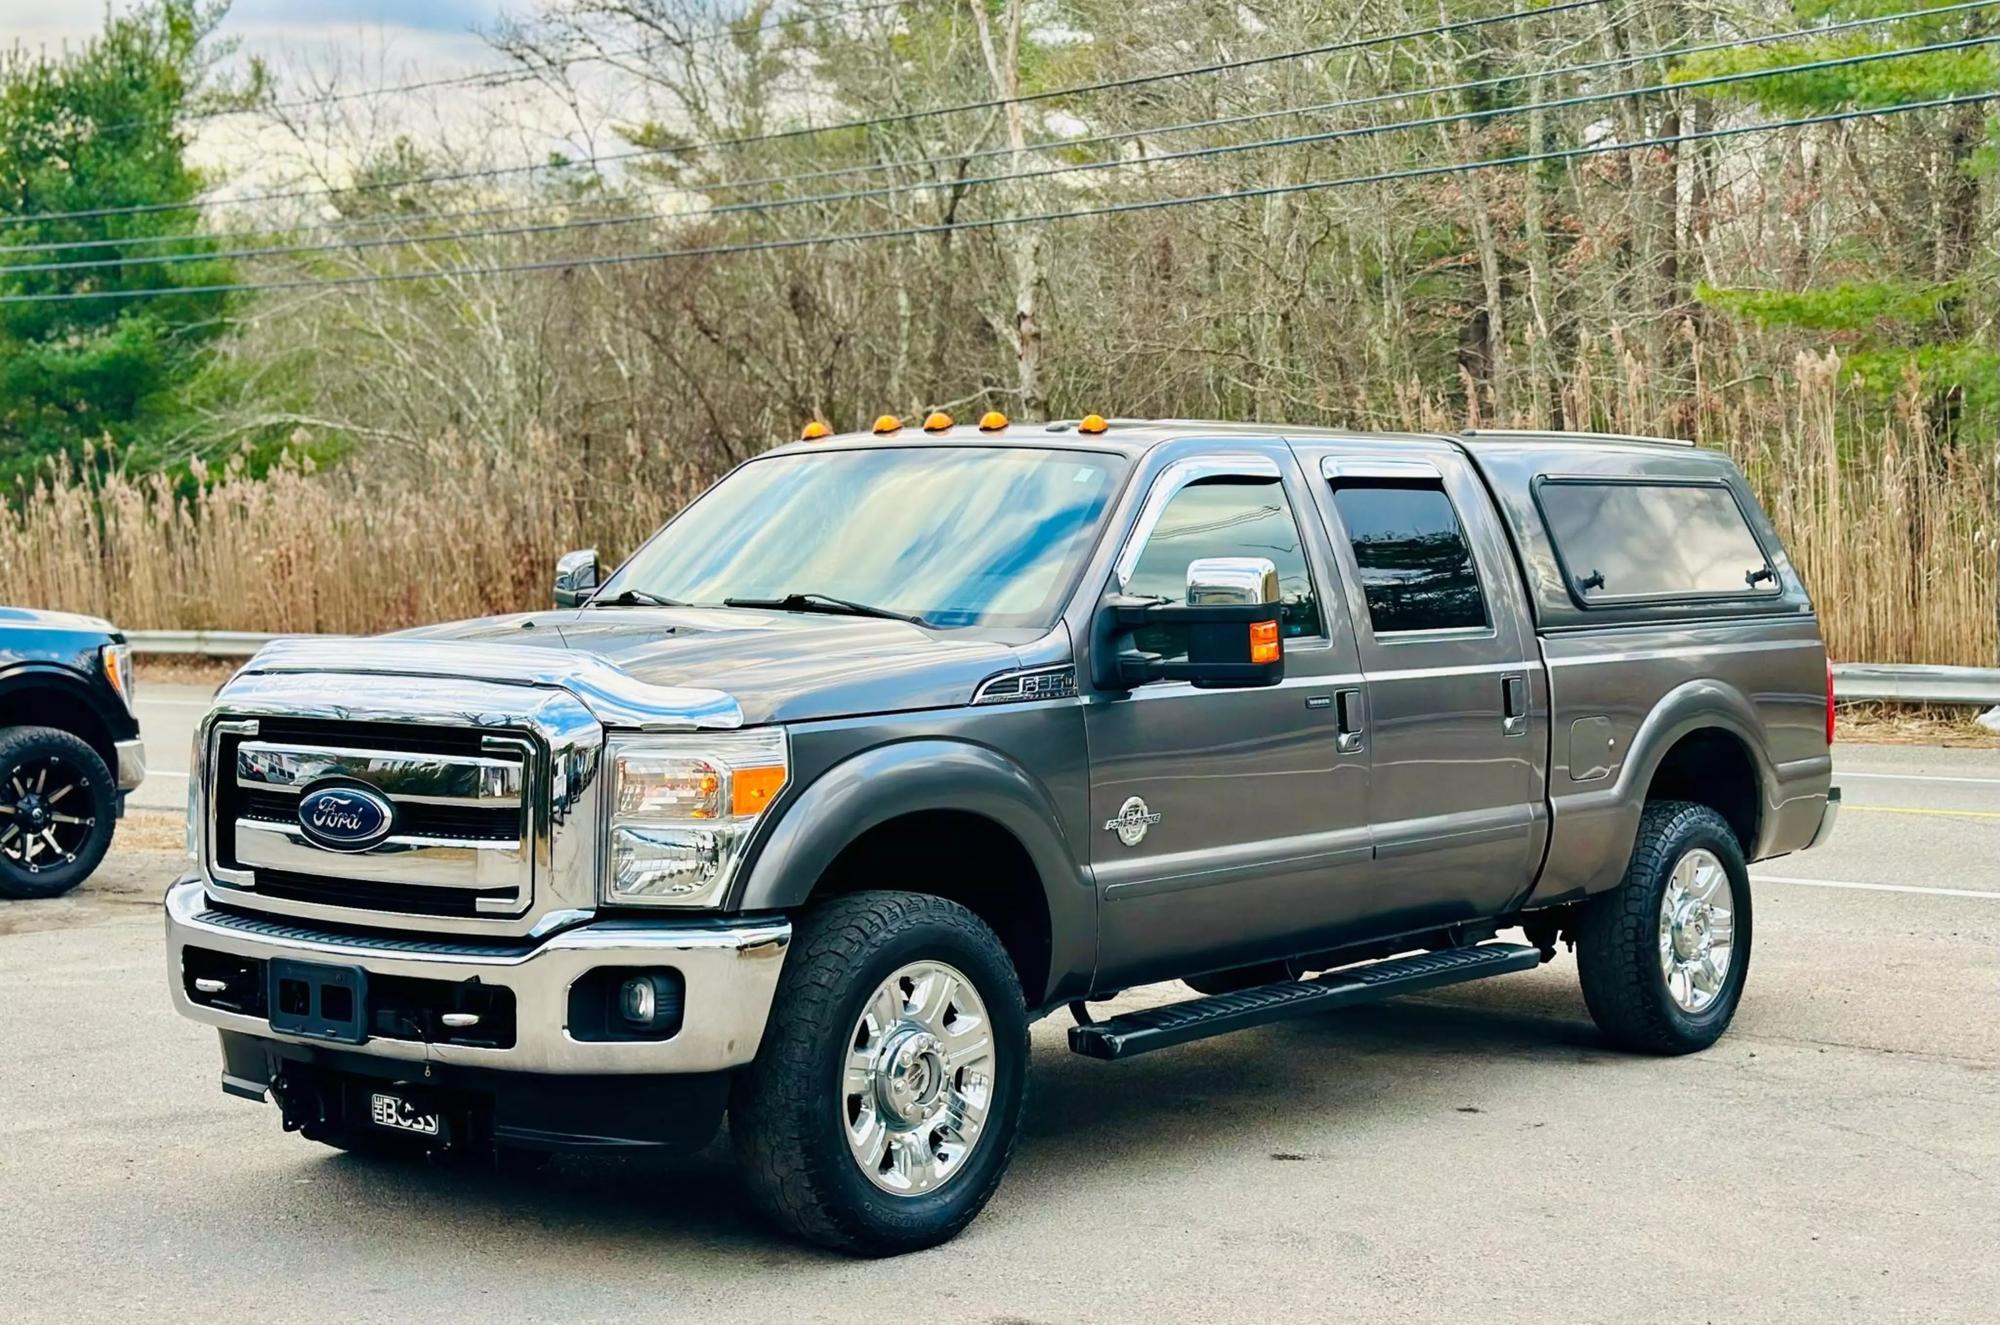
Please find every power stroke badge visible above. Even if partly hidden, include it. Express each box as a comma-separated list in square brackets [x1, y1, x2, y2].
[1104, 796, 1162, 848]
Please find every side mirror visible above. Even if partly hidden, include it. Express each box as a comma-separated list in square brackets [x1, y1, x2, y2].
[553, 548, 600, 608]
[1187, 556, 1280, 607]
[1097, 556, 1285, 690]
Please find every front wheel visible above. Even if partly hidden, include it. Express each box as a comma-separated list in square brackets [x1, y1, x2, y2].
[731, 891, 1029, 1255]
[1576, 800, 1753, 1055]
[0, 726, 117, 900]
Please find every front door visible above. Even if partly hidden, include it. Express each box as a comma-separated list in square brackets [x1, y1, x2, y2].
[1298, 440, 1546, 932]
[1084, 443, 1370, 988]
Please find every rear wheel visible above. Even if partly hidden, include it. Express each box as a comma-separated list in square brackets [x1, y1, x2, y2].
[0, 726, 117, 900]
[732, 891, 1029, 1255]
[1576, 800, 1752, 1054]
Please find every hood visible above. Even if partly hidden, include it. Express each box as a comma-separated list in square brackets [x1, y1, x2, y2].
[0, 606, 118, 636]
[391, 606, 1036, 726]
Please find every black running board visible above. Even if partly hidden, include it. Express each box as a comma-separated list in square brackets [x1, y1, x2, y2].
[1067, 943, 1543, 1061]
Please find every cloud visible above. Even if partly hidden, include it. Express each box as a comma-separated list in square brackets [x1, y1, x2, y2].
[5, 0, 512, 53]
[228, 1, 506, 38]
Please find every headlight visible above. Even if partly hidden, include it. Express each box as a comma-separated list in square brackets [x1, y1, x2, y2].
[101, 643, 135, 713]
[604, 729, 788, 907]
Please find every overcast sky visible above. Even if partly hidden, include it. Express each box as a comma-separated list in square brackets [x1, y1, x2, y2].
[8, 0, 508, 68]
[5, 1, 635, 199]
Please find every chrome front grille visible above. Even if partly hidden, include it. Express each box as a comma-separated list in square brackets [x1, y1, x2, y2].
[195, 669, 610, 939]
[210, 720, 536, 918]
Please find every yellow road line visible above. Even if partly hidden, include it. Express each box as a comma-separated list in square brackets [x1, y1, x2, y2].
[1843, 804, 2000, 821]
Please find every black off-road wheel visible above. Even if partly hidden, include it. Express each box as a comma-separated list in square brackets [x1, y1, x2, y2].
[0, 726, 117, 900]
[731, 891, 1030, 1256]
[1576, 800, 1753, 1055]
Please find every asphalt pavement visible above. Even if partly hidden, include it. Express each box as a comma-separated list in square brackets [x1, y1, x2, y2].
[0, 686, 1994, 1321]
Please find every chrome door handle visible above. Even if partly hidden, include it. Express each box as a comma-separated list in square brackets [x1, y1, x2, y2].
[1502, 674, 1528, 737]
[1335, 688, 1365, 754]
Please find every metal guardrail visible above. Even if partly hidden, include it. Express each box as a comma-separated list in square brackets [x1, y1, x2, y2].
[127, 629, 2000, 705]
[1831, 663, 2000, 707]
[127, 629, 295, 657]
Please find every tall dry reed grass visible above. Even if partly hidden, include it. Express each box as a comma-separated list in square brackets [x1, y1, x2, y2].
[0, 354, 1991, 665]
[0, 431, 706, 636]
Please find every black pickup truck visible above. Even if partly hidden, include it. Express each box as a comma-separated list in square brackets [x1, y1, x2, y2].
[166, 417, 1837, 1254]
[0, 606, 145, 897]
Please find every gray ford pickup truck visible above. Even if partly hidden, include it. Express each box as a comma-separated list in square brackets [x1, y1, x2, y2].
[166, 416, 1838, 1254]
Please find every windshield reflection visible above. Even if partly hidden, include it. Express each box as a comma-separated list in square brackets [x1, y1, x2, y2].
[603, 446, 1124, 628]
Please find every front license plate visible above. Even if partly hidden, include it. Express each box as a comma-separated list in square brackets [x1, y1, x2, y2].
[369, 1092, 441, 1137]
[268, 958, 368, 1044]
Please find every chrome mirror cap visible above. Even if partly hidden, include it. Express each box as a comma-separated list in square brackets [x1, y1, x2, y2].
[554, 548, 601, 607]
[1186, 556, 1279, 607]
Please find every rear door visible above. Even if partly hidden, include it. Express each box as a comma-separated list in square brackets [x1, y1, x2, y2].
[1083, 440, 1371, 988]
[1294, 438, 1548, 931]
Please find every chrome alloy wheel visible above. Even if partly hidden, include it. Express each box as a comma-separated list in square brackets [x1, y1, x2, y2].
[841, 960, 996, 1196]
[0, 754, 94, 874]
[1658, 847, 1736, 1014]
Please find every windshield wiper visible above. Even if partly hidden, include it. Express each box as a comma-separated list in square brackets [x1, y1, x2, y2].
[723, 592, 925, 625]
[590, 587, 687, 608]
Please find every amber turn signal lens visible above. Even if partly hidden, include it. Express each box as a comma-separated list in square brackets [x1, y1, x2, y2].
[1249, 620, 1281, 665]
[732, 764, 787, 817]
[978, 410, 1008, 431]
[872, 414, 903, 434]
[1077, 414, 1108, 434]
[799, 420, 831, 440]
[923, 411, 953, 431]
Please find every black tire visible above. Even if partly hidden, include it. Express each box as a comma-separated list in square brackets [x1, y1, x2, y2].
[1576, 800, 1753, 1055]
[731, 891, 1030, 1255]
[0, 726, 117, 900]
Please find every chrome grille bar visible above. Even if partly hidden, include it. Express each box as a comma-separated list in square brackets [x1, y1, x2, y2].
[236, 741, 524, 806]
[233, 820, 528, 912]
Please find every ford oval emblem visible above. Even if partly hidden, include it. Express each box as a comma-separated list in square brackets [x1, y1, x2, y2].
[296, 783, 395, 852]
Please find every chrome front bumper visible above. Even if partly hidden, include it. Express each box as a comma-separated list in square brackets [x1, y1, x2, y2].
[165, 878, 790, 1074]
[114, 737, 145, 792]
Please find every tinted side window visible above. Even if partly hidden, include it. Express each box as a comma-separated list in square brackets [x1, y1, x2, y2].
[1329, 481, 1488, 633]
[1537, 480, 1774, 602]
[1124, 476, 1321, 659]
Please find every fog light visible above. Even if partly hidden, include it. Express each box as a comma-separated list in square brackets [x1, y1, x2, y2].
[620, 976, 657, 1026]
[572, 967, 686, 1042]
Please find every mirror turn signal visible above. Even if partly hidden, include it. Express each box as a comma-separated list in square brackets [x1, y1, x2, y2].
[1249, 620, 1281, 665]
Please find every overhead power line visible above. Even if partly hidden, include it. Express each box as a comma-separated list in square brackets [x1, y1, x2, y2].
[4, 0, 1986, 260]
[6, 36, 1989, 279]
[0, 0, 1604, 230]
[4, 92, 1988, 306]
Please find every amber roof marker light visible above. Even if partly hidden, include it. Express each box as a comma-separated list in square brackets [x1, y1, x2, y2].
[978, 411, 1009, 431]
[1077, 414, 1109, 434]
[799, 419, 831, 441]
[872, 414, 903, 434]
[923, 411, 953, 432]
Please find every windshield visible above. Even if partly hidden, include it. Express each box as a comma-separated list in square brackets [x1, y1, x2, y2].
[600, 446, 1125, 628]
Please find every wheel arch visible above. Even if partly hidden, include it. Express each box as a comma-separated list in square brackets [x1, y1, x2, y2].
[1526, 677, 1784, 909]
[0, 665, 123, 773]
[731, 738, 1091, 1008]
[1623, 680, 1777, 859]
